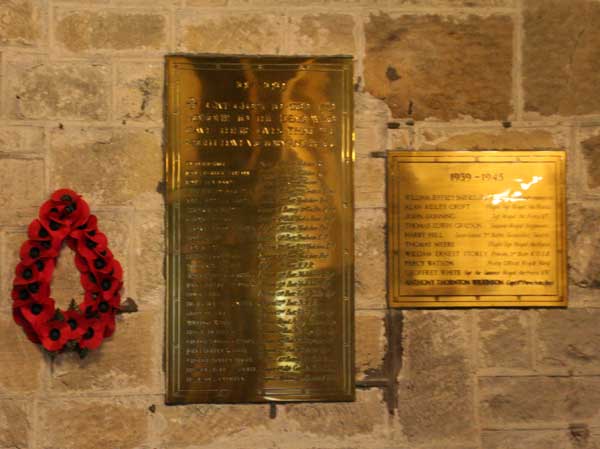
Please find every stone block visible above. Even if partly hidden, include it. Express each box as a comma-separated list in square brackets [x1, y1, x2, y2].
[153, 402, 271, 447]
[54, 8, 168, 54]
[398, 310, 477, 446]
[286, 14, 356, 55]
[49, 310, 161, 394]
[0, 126, 45, 154]
[7, 59, 110, 121]
[0, 399, 31, 449]
[282, 389, 388, 438]
[580, 129, 600, 194]
[354, 157, 385, 209]
[480, 376, 600, 427]
[365, 13, 513, 121]
[355, 208, 386, 309]
[482, 429, 600, 449]
[391, 0, 514, 4]
[523, 0, 600, 117]
[132, 209, 164, 307]
[568, 206, 600, 288]
[176, 12, 284, 54]
[356, 311, 386, 380]
[0, 158, 45, 227]
[536, 309, 600, 374]
[115, 61, 164, 122]
[37, 397, 150, 449]
[49, 127, 162, 208]
[416, 127, 569, 150]
[0, 0, 46, 47]
[0, 315, 45, 394]
[477, 310, 531, 370]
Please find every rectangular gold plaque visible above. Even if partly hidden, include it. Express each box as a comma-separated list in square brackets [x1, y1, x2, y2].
[388, 150, 567, 308]
[165, 55, 354, 404]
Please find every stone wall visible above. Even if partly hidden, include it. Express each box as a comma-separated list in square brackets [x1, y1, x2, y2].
[0, 0, 599, 448]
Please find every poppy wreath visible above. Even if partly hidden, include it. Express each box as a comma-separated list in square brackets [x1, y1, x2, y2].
[11, 189, 123, 357]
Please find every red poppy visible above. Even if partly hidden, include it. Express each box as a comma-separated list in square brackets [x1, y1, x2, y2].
[69, 215, 98, 241]
[17, 297, 56, 328]
[35, 320, 70, 352]
[19, 240, 59, 264]
[76, 231, 108, 260]
[13, 262, 41, 286]
[47, 189, 90, 227]
[63, 310, 86, 339]
[78, 319, 106, 350]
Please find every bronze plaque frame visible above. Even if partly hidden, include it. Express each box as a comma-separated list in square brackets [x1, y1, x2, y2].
[165, 55, 354, 404]
[387, 150, 567, 308]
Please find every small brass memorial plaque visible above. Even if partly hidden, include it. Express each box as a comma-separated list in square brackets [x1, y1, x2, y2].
[388, 151, 567, 308]
[165, 56, 354, 403]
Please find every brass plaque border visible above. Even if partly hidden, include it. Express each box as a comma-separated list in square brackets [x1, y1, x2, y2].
[387, 150, 567, 308]
[165, 55, 355, 404]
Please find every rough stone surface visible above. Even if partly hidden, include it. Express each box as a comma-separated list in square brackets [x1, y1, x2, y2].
[523, 0, 600, 116]
[482, 429, 600, 449]
[154, 403, 271, 447]
[356, 311, 386, 379]
[568, 207, 600, 288]
[0, 399, 30, 449]
[0, 158, 44, 225]
[7, 60, 110, 120]
[0, 0, 46, 47]
[37, 398, 150, 449]
[392, 0, 514, 5]
[50, 311, 161, 393]
[0, 315, 45, 394]
[480, 376, 600, 427]
[354, 158, 385, 208]
[133, 210, 164, 307]
[477, 310, 531, 370]
[355, 208, 386, 309]
[581, 132, 600, 191]
[115, 62, 163, 122]
[287, 14, 355, 55]
[49, 127, 162, 207]
[417, 128, 568, 150]
[177, 13, 284, 54]
[282, 389, 388, 438]
[54, 9, 167, 54]
[398, 310, 477, 446]
[365, 13, 513, 121]
[536, 309, 600, 374]
[0, 126, 45, 154]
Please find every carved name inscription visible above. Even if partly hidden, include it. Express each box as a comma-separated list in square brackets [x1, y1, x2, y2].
[166, 56, 354, 403]
[388, 151, 567, 308]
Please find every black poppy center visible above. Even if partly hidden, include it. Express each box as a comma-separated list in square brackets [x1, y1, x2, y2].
[99, 301, 110, 313]
[29, 247, 40, 259]
[22, 268, 33, 280]
[86, 239, 97, 249]
[35, 260, 44, 271]
[49, 221, 60, 231]
[49, 329, 61, 341]
[101, 279, 112, 291]
[28, 282, 39, 293]
[60, 194, 72, 202]
[84, 327, 94, 339]
[31, 303, 43, 315]
[88, 272, 97, 284]
[94, 259, 106, 269]
[38, 227, 49, 238]
[19, 289, 29, 300]
[68, 319, 78, 330]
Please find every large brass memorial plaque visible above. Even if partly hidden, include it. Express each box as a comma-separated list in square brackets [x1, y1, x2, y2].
[165, 55, 354, 404]
[388, 151, 567, 308]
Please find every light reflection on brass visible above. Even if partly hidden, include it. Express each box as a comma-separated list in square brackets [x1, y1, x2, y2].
[165, 55, 354, 404]
[387, 151, 567, 308]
